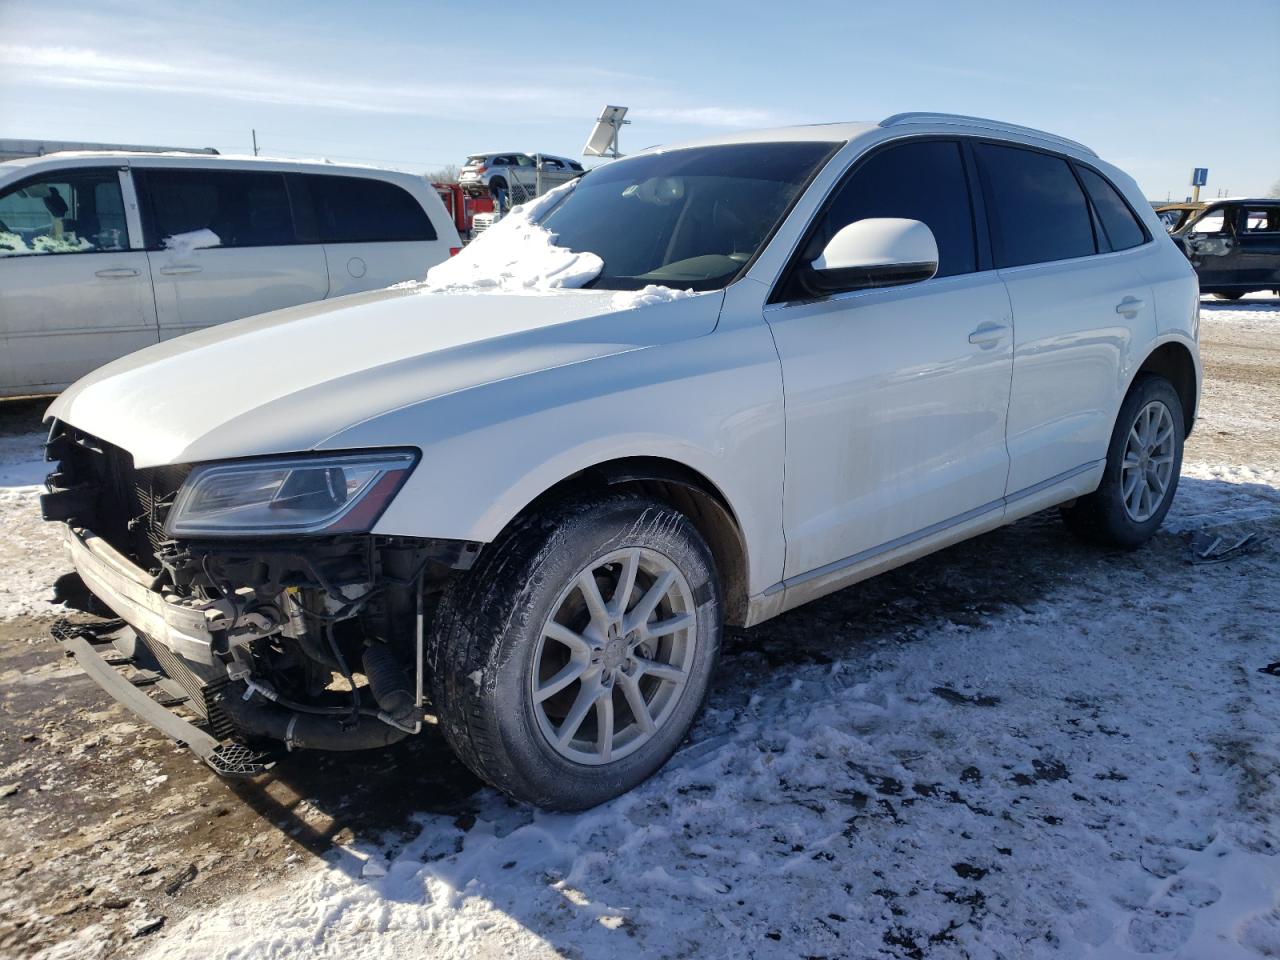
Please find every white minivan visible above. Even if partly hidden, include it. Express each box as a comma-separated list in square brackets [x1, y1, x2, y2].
[0, 154, 460, 397]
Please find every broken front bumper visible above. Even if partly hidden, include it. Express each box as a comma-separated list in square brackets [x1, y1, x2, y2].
[62, 524, 222, 665]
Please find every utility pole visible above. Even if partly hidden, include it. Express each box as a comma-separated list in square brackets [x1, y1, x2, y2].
[252, 129, 259, 157]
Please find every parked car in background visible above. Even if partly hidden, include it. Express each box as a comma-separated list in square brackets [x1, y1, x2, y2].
[0, 154, 460, 397]
[43, 113, 1199, 810]
[458, 152, 584, 199]
[1160, 198, 1280, 299]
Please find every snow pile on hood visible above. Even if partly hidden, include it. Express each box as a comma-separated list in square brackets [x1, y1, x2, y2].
[610, 284, 696, 311]
[161, 228, 221, 256]
[413, 182, 603, 294]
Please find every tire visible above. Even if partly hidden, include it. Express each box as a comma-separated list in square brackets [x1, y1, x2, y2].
[1060, 375, 1185, 548]
[1214, 291, 1245, 301]
[428, 495, 722, 810]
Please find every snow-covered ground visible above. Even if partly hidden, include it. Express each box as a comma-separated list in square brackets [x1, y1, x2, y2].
[4, 297, 1279, 959]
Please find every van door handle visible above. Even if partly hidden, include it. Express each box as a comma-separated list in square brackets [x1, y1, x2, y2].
[95, 267, 140, 279]
[159, 264, 203, 276]
[968, 322, 1009, 347]
[1115, 297, 1145, 317]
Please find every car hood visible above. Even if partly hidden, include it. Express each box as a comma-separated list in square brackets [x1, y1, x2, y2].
[47, 286, 724, 467]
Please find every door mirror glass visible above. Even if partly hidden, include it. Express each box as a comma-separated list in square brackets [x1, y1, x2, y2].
[808, 217, 938, 293]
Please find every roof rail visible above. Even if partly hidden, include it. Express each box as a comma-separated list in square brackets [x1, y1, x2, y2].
[879, 112, 1096, 157]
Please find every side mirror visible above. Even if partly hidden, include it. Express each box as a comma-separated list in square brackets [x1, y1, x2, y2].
[808, 218, 939, 294]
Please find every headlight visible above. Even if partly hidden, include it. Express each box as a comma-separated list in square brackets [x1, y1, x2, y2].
[166, 451, 416, 537]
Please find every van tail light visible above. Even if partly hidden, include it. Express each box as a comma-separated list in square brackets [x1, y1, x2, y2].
[449, 247, 461, 257]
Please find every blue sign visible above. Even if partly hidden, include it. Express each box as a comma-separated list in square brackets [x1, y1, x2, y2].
[1191, 167, 1209, 187]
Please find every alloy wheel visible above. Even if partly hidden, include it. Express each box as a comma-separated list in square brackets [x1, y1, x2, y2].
[1121, 400, 1176, 523]
[531, 547, 696, 765]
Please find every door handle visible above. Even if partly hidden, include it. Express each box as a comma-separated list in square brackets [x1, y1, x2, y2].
[1115, 297, 1145, 317]
[95, 267, 140, 279]
[968, 322, 1009, 347]
[159, 264, 203, 276]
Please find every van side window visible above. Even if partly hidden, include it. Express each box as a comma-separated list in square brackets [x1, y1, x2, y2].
[808, 139, 977, 280]
[137, 169, 295, 249]
[0, 169, 129, 257]
[975, 143, 1096, 267]
[305, 175, 436, 244]
[1075, 165, 1148, 252]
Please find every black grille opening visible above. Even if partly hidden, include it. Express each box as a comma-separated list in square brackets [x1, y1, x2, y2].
[53, 425, 191, 572]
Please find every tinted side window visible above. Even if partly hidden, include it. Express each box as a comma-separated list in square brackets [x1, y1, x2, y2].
[137, 169, 295, 248]
[816, 139, 977, 279]
[306, 175, 435, 243]
[1076, 165, 1147, 252]
[975, 143, 1096, 267]
[0, 168, 129, 256]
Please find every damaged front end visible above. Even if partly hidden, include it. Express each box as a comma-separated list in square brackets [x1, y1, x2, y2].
[41, 421, 479, 775]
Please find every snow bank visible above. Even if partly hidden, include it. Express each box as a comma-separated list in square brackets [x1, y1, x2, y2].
[160, 228, 221, 256]
[412, 183, 603, 294]
[0, 430, 63, 619]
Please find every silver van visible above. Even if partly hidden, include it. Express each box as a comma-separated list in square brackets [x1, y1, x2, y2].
[0, 153, 461, 397]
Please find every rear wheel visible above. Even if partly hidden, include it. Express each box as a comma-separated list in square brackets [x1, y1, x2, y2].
[1061, 375, 1184, 548]
[428, 495, 721, 810]
[1214, 291, 1245, 301]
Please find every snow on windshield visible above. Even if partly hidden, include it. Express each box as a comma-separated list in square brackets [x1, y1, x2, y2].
[414, 182, 604, 294]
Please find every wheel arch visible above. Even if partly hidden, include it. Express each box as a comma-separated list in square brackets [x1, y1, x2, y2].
[497, 456, 751, 627]
[1130, 338, 1199, 435]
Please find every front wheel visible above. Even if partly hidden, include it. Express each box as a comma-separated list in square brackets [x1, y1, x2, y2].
[428, 495, 722, 810]
[1060, 374, 1185, 548]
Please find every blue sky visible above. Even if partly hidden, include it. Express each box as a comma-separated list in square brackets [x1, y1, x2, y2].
[1, 0, 1276, 199]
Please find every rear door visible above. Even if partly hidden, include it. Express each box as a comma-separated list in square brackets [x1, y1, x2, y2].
[974, 142, 1156, 495]
[0, 165, 158, 395]
[134, 166, 329, 340]
[296, 172, 452, 295]
[1235, 204, 1280, 290]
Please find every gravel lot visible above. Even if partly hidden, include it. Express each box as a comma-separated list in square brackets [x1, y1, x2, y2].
[2, 296, 1278, 960]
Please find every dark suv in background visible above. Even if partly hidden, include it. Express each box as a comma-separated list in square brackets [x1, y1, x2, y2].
[1160, 198, 1280, 299]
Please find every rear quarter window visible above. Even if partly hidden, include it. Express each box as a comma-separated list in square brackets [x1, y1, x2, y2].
[1075, 165, 1148, 252]
[975, 142, 1097, 268]
[304, 175, 436, 244]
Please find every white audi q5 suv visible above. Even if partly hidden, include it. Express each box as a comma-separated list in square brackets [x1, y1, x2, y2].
[43, 113, 1199, 809]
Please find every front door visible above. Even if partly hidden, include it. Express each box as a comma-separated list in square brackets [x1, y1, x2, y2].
[132, 166, 329, 340]
[0, 166, 158, 396]
[765, 138, 1013, 579]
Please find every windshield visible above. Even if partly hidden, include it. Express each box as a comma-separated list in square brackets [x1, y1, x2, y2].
[538, 141, 838, 291]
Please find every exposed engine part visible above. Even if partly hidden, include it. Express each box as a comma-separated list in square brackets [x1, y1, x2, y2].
[362, 641, 418, 724]
[43, 420, 481, 754]
[219, 684, 410, 752]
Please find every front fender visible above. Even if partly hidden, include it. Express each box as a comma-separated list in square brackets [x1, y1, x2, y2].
[325, 320, 788, 596]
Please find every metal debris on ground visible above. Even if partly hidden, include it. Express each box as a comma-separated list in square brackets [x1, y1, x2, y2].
[1188, 530, 1268, 564]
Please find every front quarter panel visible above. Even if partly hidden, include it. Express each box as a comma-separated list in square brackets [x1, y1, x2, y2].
[328, 293, 787, 596]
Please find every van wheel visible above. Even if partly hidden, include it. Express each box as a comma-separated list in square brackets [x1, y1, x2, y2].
[428, 495, 721, 810]
[1214, 291, 1245, 300]
[1060, 375, 1184, 548]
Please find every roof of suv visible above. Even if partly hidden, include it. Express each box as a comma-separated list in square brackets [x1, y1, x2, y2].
[640, 112, 1096, 158]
